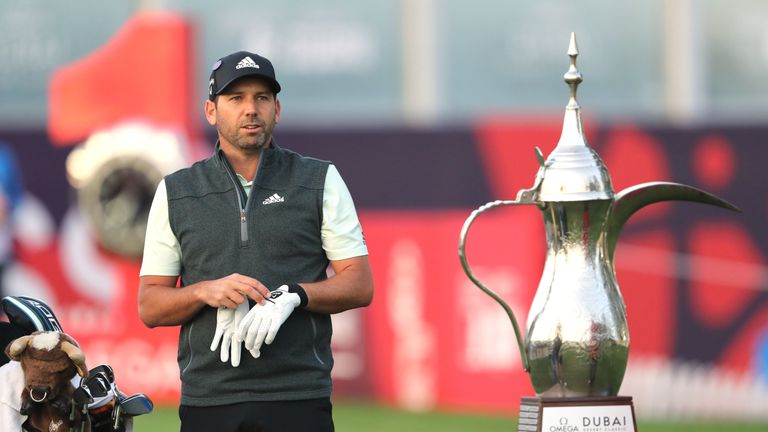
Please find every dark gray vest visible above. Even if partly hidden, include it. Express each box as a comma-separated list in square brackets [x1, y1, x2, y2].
[165, 144, 333, 405]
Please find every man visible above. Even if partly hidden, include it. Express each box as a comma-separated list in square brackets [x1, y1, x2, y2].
[138, 51, 373, 432]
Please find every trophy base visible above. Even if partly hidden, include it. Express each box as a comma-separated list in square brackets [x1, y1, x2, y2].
[518, 396, 637, 432]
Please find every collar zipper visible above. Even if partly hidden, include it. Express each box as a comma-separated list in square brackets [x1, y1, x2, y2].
[225, 173, 249, 243]
[220, 154, 263, 244]
[239, 208, 248, 242]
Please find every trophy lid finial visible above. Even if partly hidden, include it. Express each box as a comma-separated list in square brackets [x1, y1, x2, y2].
[564, 32, 582, 110]
[534, 32, 614, 202]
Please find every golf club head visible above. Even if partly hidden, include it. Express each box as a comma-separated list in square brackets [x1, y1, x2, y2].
[82, 371, 112, 399]
[119, 393, 154, 417]
[83, 368, 121, 419]
[72, 385, 94, 405]
[90, 364, 116, 384]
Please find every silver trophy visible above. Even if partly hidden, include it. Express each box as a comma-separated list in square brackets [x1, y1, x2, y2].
[458, 33, 740, 431]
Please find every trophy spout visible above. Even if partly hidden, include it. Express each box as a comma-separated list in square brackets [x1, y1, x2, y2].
[605, 181, 742, 261]
[458, 199, 534, 372]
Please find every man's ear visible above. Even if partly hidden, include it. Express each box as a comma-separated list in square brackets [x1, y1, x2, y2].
[204, 99, 217, 126]
[275, 98, 281, 125]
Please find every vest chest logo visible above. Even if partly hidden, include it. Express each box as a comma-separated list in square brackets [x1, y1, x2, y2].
[262, 193, 285, 205]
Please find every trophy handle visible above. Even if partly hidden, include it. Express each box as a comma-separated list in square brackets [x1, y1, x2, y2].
[458, 199, 531, 372]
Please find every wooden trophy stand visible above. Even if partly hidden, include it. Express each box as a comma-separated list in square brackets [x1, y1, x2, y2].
[518, 396, 638, 432]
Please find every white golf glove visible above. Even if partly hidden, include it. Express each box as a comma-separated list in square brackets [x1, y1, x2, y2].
[236, 285, 300, 358]
[210, 296, 249, 367]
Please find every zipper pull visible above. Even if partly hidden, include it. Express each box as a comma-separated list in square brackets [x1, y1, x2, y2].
[240, 209, 249, 242]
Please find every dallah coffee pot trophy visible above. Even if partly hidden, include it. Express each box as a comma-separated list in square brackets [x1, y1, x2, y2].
[458, 33, 740, 432]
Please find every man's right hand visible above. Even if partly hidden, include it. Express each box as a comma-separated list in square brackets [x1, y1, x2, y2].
[197, 273, 272, 308]
[138, 273, 271, 328]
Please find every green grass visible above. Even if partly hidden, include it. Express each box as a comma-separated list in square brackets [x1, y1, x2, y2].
[133, 400, 768, 431]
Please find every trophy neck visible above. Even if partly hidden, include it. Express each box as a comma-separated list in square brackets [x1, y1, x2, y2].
[540, 200, 614, 267]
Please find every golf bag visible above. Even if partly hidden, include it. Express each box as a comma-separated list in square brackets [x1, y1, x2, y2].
[1, 295, 153, 432]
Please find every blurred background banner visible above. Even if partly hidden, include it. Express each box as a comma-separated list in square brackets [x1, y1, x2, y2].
[0, 0, 767, 423]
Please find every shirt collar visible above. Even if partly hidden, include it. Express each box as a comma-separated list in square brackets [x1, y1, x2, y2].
[213, 136, 280, 175]
[213, 139, 279, 172]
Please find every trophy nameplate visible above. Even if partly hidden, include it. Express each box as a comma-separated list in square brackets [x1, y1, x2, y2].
[519, 397, 637, 432]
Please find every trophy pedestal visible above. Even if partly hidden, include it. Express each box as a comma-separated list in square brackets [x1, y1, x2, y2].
[518, 396, 637, 432]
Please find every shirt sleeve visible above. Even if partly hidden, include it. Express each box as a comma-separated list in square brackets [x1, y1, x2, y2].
[139, 179, 182, 276]
[322, 165, 368, 261]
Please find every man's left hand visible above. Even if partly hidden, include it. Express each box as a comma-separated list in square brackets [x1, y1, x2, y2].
[236, 285, 300, 358]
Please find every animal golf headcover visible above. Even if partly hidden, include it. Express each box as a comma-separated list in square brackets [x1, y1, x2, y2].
[4, 331, 88, 412]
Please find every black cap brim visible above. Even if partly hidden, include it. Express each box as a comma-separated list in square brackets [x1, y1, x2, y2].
[215, 72, 281, 97]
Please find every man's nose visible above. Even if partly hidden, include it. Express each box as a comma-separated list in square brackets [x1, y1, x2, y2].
[243, 98, 260, 115]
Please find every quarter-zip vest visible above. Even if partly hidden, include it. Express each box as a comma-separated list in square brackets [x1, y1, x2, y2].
[165, 144, 332, 406]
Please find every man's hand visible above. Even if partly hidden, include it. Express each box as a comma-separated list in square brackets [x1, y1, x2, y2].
[210, 296, 249, 367]
[139, 273, 273, 329]
[236, 285, 300, 358]
[199, 273, 272, 309]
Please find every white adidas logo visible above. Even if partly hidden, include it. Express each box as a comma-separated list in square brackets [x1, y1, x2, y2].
[262, 193, 285, 205]
[236, 56, 260, 70]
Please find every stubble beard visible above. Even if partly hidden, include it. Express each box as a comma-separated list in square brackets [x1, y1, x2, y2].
[219, 122, 273, 155]
[240, 130, 272, 152]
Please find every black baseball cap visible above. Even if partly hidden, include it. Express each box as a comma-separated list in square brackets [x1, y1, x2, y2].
[208, 51, 281, 100]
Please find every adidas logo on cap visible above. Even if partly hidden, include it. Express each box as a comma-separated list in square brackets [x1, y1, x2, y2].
[236, 56, 260, 70]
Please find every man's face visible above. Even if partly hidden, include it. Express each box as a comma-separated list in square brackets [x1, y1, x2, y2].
[204, 77, 281, 155]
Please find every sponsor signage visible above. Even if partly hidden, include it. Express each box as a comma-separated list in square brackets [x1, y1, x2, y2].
[541, 405, 635, 432]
